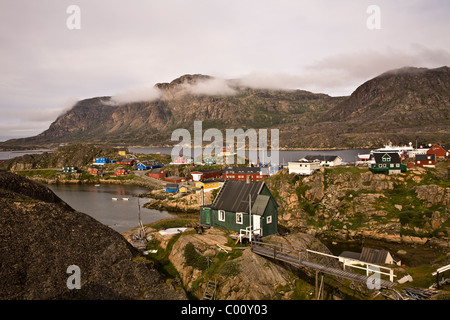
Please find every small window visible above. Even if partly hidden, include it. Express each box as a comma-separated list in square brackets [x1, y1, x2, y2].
[396, 163, 400, 167]
[218, 210, 225, 222]
[236, 212, 243, 224]
[266, 215, 272, 224]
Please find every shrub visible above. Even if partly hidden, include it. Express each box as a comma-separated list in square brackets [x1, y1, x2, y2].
[184, 242, 208, 271]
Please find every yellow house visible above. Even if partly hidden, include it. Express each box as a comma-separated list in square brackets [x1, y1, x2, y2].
[195, 180, 223, 191]
[179, 186, 188, 193]
[118, 147, 129, 156]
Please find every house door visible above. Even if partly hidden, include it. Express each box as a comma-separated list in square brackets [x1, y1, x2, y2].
[203, 208, 211, 225]
[253, 215, 261, 236]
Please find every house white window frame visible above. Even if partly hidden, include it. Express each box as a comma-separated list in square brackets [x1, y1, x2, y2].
[266, 215, 272, 224]
[218, 210, 225, 222]
[236, 212, 244, 224]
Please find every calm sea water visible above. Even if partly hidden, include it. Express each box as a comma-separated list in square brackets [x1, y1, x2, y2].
[130, 147, 371, 164]
[0, 149, 53, 160]
[47, 184, 174, 233]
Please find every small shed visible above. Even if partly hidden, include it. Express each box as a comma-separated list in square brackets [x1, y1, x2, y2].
[165, 183, 179, 193]
[339, 247, 401, 266]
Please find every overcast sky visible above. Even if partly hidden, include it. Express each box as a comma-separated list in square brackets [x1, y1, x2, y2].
[1, 0, 449, 141]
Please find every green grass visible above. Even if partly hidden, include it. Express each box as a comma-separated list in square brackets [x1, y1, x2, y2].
[16, 169, 58, 179]
[148, 218, 194, 231]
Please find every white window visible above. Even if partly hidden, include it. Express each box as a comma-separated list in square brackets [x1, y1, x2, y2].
[396, 163, 400, 167]
[266, 215, 272, 224]
[236, 212, 243, 224]
[218, 210, 225, 222]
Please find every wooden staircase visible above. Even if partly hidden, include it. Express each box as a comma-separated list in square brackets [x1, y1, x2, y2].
[202, 279, 218, 300]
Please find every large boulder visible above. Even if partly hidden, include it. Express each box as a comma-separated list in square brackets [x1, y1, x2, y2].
[0, 171, 186, 300]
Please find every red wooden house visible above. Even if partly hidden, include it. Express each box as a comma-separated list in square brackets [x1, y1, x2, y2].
[88, 167, 103, 176]
[117, 159, 136, 166]
[114, 167, 128, 176]
[222, 167, 268, 182]
[148, 169, 166, 180]
[190, 169, 222, 181]
[415, 154, 436, 167]
[165, 176, 185, 183]
[427, 144, 448, 159]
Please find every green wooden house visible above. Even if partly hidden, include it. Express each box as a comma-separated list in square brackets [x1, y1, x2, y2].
[62, 166, 79, 173]
[200, 180, 278, 237]
[369, 152, 406, 174]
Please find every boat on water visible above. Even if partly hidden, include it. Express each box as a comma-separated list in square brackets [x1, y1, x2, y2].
[122, 198, 129, 201]
[357, 153, 371, 161]
[112, 197, 118, 201]
[371, 142, 414, 155]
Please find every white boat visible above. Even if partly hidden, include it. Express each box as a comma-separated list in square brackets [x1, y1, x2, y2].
[122, 198, 129, 201]
[371, 142, 414, 155]
[95, 184, 101, 187]
[112, 198, 118, 201]
[357, 154, 371, 161]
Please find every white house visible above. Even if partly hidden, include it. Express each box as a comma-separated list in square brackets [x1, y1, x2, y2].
[288, 160, 320, 175]
[300, 155, 343, 167]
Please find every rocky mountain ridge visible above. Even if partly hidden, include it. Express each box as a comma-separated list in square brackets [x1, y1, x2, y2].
[3, 66, 449, 149]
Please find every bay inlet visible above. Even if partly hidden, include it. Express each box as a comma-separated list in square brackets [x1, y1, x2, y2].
[47, 184, 175, 232]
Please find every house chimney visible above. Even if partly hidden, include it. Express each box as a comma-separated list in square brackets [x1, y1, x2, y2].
[246, 175, 252, 184]
[201, 186, 204, 206]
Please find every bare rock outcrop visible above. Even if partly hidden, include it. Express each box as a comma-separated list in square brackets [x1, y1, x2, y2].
[0, 171, 186, 300]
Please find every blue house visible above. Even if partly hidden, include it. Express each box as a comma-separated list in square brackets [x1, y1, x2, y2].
[94, 157, 110, 165]
[136, 162, 151, 170]
[165, 183, 179, 193]
[136, 160, 164, 170]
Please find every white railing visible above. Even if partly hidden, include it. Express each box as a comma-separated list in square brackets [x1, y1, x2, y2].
[239, 226, 262, 243]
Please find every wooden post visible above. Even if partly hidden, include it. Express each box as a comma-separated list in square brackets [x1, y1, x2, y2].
[436, 272, 440, 290]
[319, 274, 324, 300]
[315, 271, 319, 299]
